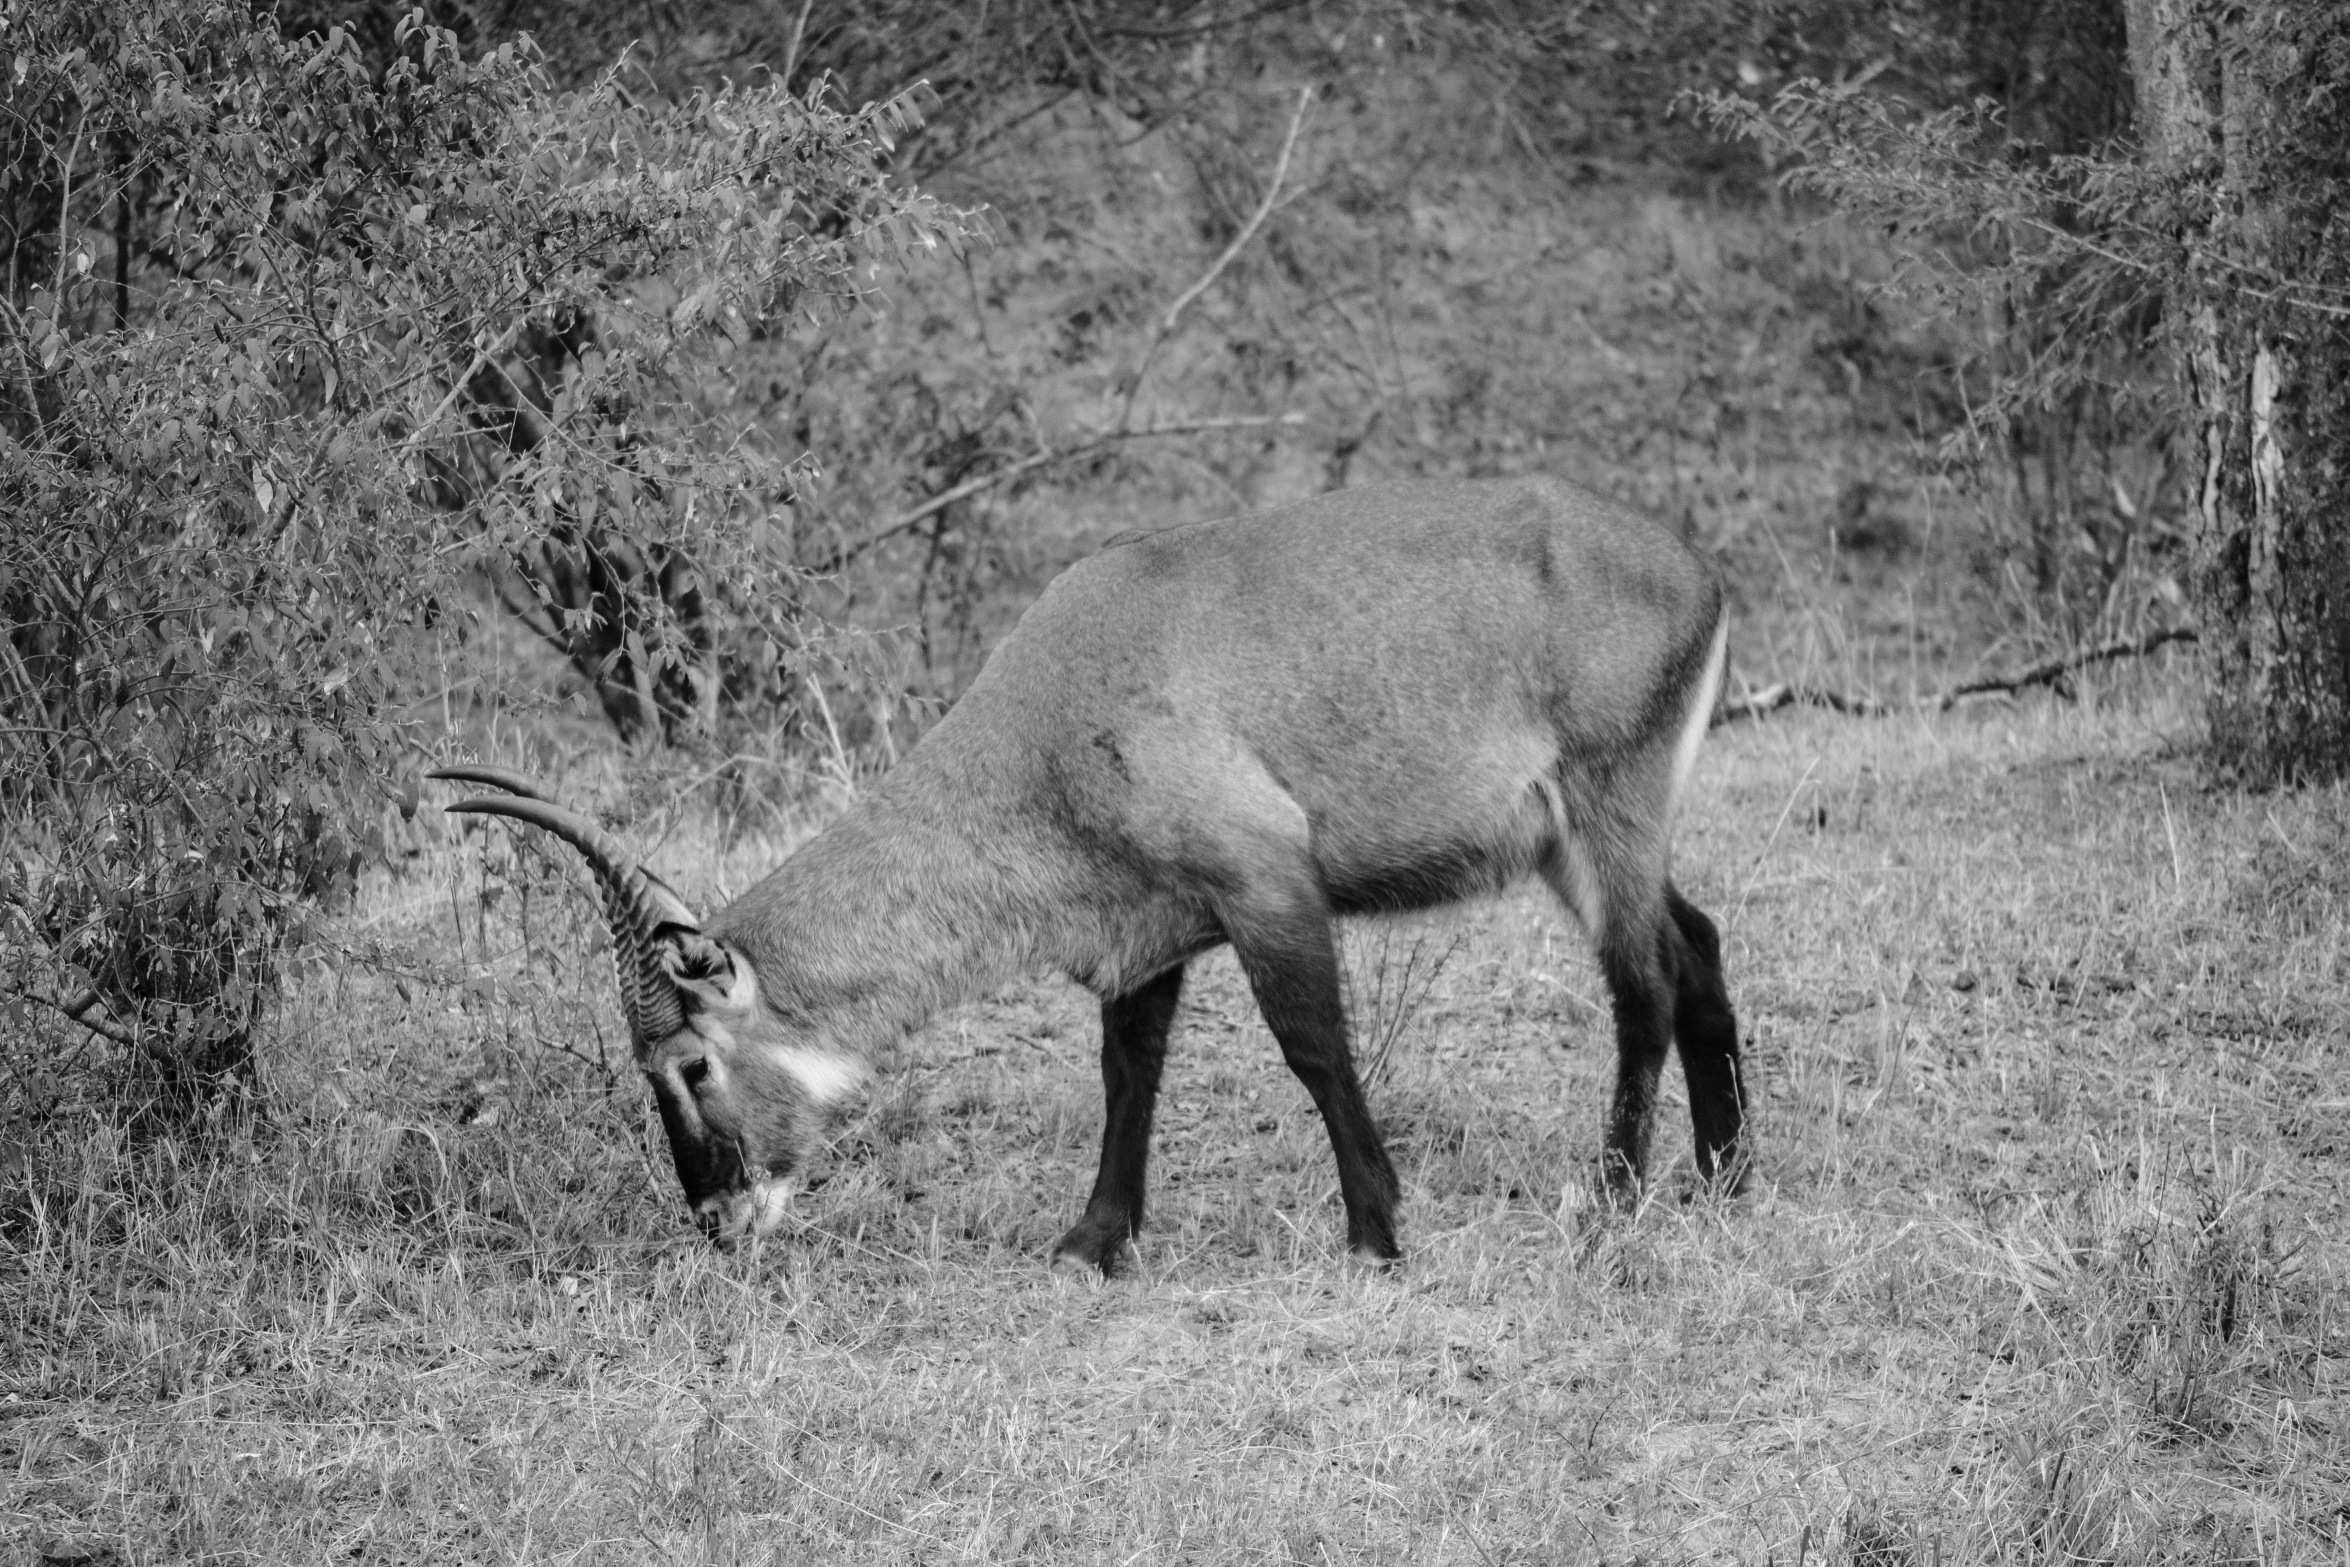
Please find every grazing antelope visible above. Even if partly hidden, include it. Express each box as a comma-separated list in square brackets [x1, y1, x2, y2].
[435, 474, 1743, 1270]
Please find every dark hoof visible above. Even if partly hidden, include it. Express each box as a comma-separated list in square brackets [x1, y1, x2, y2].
[1345, 1217, 1402, 1265]
[1050, 1222, 1133, 1278]
[1597, 1160, 1647, 1214]
[1688, 1159, 1750, 1202]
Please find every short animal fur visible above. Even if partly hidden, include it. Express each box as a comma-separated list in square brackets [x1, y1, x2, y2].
[436, 474, 1744, 1269]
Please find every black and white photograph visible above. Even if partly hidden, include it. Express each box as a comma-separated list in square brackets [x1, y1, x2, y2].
[5, 0, 2345, 1559]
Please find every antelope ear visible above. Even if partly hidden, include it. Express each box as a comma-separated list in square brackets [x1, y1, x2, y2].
[663, 932, 755, 1013]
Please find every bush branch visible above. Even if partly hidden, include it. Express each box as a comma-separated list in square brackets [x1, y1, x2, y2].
[8, 985, 139, 1050]
[1119, 85, 1312, 431]
[811, 413, 1305, 575]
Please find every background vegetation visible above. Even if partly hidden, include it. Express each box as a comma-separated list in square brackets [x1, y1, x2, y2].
[4, 1, 2344, 1562]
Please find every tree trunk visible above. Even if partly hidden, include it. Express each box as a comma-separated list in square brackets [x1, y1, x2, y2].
[2126, 0, 2350, 784]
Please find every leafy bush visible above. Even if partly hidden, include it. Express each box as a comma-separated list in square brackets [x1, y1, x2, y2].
[1695, 0, 2350, 632]
[1695, 75, 2175, 599]
[0, 0, 961, 1098]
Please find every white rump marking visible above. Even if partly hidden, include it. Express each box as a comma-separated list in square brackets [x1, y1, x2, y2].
[1667, 618, 1728, 818]
[1533, 777, 1602, 933]
[1551, 833, 1603, 934]
[767, 1044, 866, 1106]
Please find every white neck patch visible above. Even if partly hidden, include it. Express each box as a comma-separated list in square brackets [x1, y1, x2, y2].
[767, 1044, 867, 1106]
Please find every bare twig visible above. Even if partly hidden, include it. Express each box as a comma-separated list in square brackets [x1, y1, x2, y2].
[1119, 85, 1312, 431]
[7, 984, 139, 1050]
[810, 413, 1304, 575]
[397, 318, 530, 462]
[1714, 626, 2197, 728]
[52, 107, 90, 302]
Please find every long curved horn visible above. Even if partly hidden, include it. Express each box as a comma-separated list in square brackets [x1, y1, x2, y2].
[427, 764, 558, 802]
[443, 794, 700, 1051]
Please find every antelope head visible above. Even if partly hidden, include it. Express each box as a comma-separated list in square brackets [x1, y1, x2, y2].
[431, 767, 853, 1245]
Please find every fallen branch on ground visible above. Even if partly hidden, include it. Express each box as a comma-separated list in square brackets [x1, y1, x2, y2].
[1715, 626, 2198, 728]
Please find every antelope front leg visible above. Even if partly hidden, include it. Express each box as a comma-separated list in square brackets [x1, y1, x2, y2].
[1052, 964, 1185, 1276]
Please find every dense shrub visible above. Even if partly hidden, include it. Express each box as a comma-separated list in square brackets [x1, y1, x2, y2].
[0, 0, 960, 1095]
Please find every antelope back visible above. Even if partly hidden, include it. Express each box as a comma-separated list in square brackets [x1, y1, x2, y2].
[914, 477, 1721, 914]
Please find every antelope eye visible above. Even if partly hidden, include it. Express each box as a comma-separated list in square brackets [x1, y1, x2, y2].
[679, 1056, 711, 1090]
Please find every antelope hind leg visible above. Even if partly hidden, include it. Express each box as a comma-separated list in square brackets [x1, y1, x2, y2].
[1666, 885, 1745, 1191]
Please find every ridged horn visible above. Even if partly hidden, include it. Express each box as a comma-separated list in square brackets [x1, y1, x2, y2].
[442, 792, 701, 1052]
[427, 764, 558, 802]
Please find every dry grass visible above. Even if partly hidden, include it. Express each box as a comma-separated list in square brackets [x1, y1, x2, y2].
[9, 647, 2348, 1564]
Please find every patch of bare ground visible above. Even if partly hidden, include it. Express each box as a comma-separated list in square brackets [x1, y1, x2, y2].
[7, 658, 2347, 1564]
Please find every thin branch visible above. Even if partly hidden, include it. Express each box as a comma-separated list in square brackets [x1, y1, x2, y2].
[778, 0, 816, 92]
[489, 569, 577, 676]
[396, 318, 530, 462]
[1713, 627, 2197, 728]
[7, 985, 139, 1050]
[1119, 85, 1312, 431]
[1972, 205, 2350, 323]
[810, 413, 1305, 575]
[52, 105, 90, 301]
